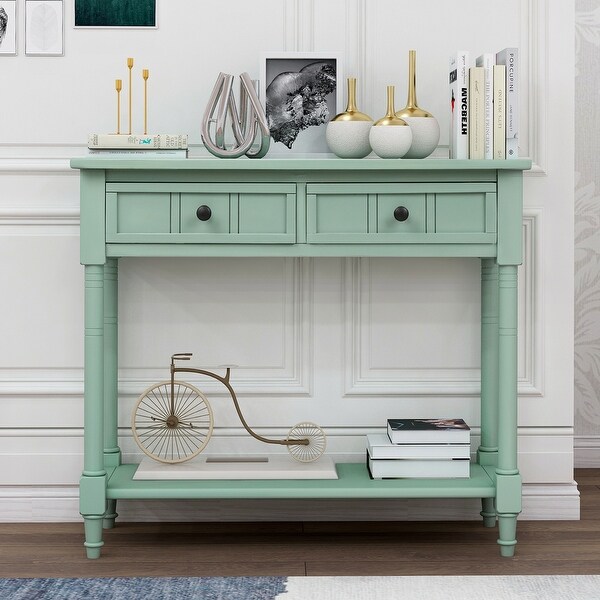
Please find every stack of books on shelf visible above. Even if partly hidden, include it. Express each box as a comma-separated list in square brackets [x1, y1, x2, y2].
[87, 133, 189, 158]
[449, 47, 518, 160]
[366, 418, 471, 479]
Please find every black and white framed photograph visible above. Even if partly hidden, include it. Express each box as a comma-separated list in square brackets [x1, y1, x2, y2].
[260, 52, 342, 154]
[74, 0, 157, 28]
[0, 0, 17, 56]
[25, 0, 63, 56]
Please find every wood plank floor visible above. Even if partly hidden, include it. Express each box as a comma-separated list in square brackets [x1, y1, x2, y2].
[1, 469, 599, 578]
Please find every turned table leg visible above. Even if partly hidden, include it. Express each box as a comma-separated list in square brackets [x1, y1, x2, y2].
[80, 265, 107, 558]
[103, 258, 120, 529]
[495, 264, 522, 557]
[479, 259, 499, 527]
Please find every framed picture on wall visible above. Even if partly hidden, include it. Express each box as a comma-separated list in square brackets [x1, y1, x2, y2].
[74, 0, 157, 28]
[0, 0, 17, 56]
[260, 52, 342, 154]
[25, 0, 64, 56]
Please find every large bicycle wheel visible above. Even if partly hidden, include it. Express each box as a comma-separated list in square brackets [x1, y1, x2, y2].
[286, 422, 326, 462]
[132, 381, 214, 464]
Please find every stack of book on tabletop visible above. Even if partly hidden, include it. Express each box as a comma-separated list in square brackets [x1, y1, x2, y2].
[367, 418, 471, 479]
[87, 133, 188, 158]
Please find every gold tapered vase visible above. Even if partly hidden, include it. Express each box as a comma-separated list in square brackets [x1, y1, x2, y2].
[396, 50, 440, 159]
[369, 86, 412, 159]
[326, 78, 373, 158]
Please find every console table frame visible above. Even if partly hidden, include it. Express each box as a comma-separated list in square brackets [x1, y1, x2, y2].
[72, 157, 531, 558]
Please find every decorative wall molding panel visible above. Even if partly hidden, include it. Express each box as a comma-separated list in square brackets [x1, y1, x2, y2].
[117, 257, 314, 397]
[343, 213, 541, 397]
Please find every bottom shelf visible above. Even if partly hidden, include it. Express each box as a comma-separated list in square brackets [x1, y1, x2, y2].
[106, 462, 496, 500]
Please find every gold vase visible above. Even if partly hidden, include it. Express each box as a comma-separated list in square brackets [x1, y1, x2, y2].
[369, 86, 412, 159]
[332, 77, 372, 123]
[396, 50, 440, 159]
[326, 78, 373, 158]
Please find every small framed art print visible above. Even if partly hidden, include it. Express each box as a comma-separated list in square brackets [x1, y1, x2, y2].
[25, 0, 64, 56]
[260, 52, 342, 154]
[74, 0, 157, 28]
[0, 0, 17, 56]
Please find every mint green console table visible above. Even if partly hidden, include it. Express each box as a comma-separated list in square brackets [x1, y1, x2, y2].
[71, 156, 531, 559]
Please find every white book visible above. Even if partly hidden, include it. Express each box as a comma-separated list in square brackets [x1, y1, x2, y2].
[449, 51, 469, 159]
[475, 53, 495, 159]
[87, 149, 188, 159]
[367, 455, 471, 479]
[367, 434, 471, 460]
[88, 133, 189, 149]
[468, 67, 485, 160]
[495, 48, 518, 158]
[493, 65, 506, 159]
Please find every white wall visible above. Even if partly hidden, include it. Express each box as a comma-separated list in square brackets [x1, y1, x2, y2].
[0, 0, 576, 521]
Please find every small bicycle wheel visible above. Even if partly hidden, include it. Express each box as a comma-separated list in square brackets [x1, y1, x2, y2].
[132, 381, 214, 464]
[286, 422, 326, 463]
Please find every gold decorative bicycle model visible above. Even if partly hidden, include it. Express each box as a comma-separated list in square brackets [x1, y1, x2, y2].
[132, 353, 326, 464]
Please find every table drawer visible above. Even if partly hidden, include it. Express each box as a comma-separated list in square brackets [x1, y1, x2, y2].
[306, 183, 496, 244]
[106, 184, 297, 243]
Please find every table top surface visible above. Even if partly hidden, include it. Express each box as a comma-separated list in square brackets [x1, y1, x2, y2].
[71, 156, 533, 172]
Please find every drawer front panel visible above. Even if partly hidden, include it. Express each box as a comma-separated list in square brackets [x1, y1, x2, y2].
[180, 193, 230, 235]
[306, 183, 496, 244]
[435, 192, 489, 233]
[238, 192, 294, 238]
[106, 183, 296, 244]
[312, 194, 368, 235]
[106, 192, 173, 242]
[377, 194, 426, 234]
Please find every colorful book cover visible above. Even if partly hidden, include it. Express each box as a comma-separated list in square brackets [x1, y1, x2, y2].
[449, 51, 469, 159]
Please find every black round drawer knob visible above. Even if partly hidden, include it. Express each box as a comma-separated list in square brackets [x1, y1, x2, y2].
[394, 206, 409, 222]
[196, 205, 212, 221]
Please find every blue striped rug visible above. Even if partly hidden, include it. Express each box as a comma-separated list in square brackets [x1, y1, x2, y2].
[2, 575, 600, 599]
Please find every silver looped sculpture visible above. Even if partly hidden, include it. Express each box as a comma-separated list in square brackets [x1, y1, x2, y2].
[201, 72, 271, 159]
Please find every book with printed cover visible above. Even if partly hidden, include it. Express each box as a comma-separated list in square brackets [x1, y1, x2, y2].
[468, 67, 485, 159]
[449, 51, 469, 159]
[88, 133, 188, 150]
[493, 65, 506, 159]
[475, 53, 495, 159]
[387, 418, 470, 444]
[495, 48, 518, 158]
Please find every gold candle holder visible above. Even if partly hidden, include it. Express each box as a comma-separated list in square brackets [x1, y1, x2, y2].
[115, 79, 122, 135]
[142, 69, 149, 135]
[127, 57, 134, 134]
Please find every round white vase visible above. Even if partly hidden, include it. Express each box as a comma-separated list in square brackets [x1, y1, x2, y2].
[369, 125, 412, 159]
[326, 120, 373, 158]
[402, 116, 440, 159]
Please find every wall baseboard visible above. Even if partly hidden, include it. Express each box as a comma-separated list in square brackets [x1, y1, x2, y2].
[0, 482, 580, 522]
[575, 436, 600, 467]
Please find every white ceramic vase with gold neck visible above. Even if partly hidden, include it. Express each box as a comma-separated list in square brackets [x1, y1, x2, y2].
[369, 85, 412, 159]
[396, 50, 440, 159]
[326, 77, 373, 158]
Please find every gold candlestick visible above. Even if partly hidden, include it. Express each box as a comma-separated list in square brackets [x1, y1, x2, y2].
[142, 69, 149, 135]
[127, 57, 134, 134]
[115, 79, 122, 134]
